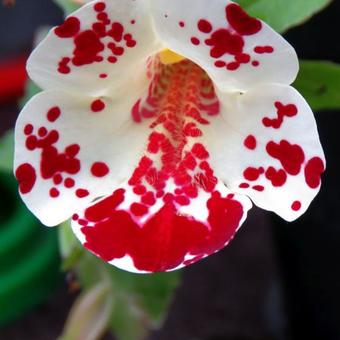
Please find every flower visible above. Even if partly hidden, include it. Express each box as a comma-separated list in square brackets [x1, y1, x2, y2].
[14, 0, 325, 273]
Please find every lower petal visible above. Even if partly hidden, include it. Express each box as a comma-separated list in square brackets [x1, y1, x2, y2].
[72, 182, 251, 273]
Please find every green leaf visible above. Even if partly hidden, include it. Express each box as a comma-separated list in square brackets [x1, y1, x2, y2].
[58, 281, 113, 340]
[75, 254, 181, 340]
[20, 80, 41, 109]
[54, 0, 81, 15]
[0, 131, 14, 173]
[235, 0, 332, 33]
[294, 61, 340, 111]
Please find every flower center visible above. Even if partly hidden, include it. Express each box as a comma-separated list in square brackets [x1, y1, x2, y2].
[159, 49, 186, 65]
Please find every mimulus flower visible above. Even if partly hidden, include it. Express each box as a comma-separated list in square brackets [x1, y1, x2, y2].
[14, 0, 325, 273]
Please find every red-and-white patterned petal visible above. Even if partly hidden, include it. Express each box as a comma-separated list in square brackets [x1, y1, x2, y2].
[71, 60, 252, 273]
[27, 0, 161, 95]
[150, 0, 298, 91]
[14, 89, 150, 226]
[207, 84, 325, 221]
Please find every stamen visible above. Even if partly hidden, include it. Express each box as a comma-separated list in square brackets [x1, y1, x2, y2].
[159, 49, 186, 65]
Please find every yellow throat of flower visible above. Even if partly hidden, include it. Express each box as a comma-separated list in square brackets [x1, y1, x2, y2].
[159, 49, 186, 65]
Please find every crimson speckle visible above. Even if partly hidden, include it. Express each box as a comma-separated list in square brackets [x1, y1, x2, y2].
[226, 3, 262, 36]
[304, 157, 325, 189]
[292, 201, 301, 211]
[55, 17, 80, 38]
[244, 135, 257, 150]
[91, 99, 105, 112]
[50, 188, 60, 198]
[191, 37, 200, 45]
[24, 124, 33, 135]
[64, 177, 75, 188]
[179, 21, 185, 27]
[266, 140, 305, 176]
[76, 189, 90, 198]
[198, 19, 213, 33]
[47, 107, 61, 122]
[15, 163, 36, 194]
[91, 162, 109, 177]
[94, 2, 106, 12]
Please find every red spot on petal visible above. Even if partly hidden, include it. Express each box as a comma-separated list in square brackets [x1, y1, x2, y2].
[244, 135, 257, 150]
[55, 17, 80, 38]
[198, 19, 213, 33]
[191, 37, 200, 45]
[24, 124, 33, 135]
[91, 162, 109, 177]
[47, 107, 61, 122]
[64, 177, 75, 188]
[226, 3, 262, 36]
[265, 167, 287, 187]
[292, 201, 301, 211]
[15, 163, 36, 194]
[76, 189, 89, 198]
[304, 157, 325, 189]
[50, 187, 60, 198]
[94, 2, 106, 12]
[266, 140, 305, 176]
[91, 99, 105, 112]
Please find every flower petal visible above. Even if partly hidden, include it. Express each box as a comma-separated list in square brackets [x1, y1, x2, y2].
[28, 0, 161, 95]
[150, 0, 298, 91]
[14, 89, 150, 226]
[71, 60, 252, 273]
[207, 84, 325, 221]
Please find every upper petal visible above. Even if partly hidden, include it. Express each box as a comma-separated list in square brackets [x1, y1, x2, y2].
[206, 84, 325, 221]
[14, 89, 150, 226]
[27, 0, 161, 96]
[150, 0, 298, 91]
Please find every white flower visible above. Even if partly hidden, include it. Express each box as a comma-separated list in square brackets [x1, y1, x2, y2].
[14, 0, 325, 273]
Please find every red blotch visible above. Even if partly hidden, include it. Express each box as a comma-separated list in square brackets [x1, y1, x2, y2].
[205, 29, 244, 58]
[263, 102, 298, 129]
[226, 3, 262, 36]
[91, 162, 109, 177]
[244, 135, 257, 150]
[265, 167, 287, 187]
[72, 30, 105, 66]
[179, 21, 185, 27]
[94, 2, 106, 12]
[292, 201, 301, 211]
[81, 191, 244, 272]
[266, 140, 305, 176]
[55, 17, 80, 38]
[252, 185, 264, 192]
[49, 187, 60, 198]
[191, 37, 200, 45]
[47, 107, 61, 122]
[15, 163, 36, 194]
[198, 19, 213, 33]
[76, 189, 90, 198]
[24, 124, 33, 135]
[64, 177, 75, 188]
[99, 73, 108, 78]
[304, 157, 325, 189]
[91, 99, 105, 112]
[243, 167, 263, 181]
[254, 46, 274, 54]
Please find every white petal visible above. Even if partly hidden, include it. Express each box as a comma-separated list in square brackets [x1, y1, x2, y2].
[206, 84, 325, 221]
[150, 0, 298, 91]
[14, 89, 150, 226]
[28, 0, 161, 96]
